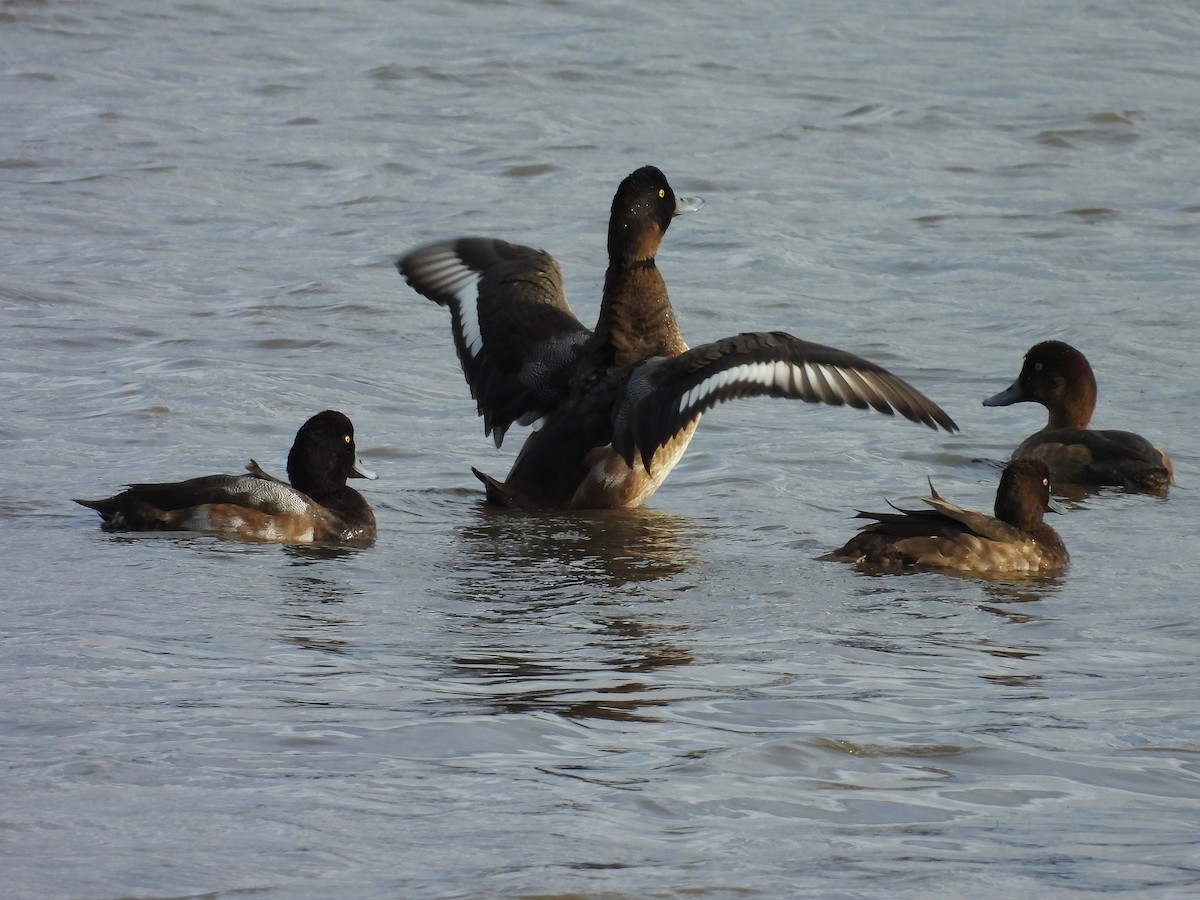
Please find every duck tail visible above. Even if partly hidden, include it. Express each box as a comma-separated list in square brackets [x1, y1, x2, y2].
[472, 467, 519, 507]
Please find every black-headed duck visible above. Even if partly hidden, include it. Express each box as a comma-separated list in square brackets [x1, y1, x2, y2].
[983, 340, 1172, 494]
[397, 166, 957, 509]
[826, 458, 1068, 577]
[76, 410, 378, 547]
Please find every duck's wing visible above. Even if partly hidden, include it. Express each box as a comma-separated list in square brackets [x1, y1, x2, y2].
[245, 459, 287, 484]
[612, 331, 959, 469]
[1026, 428, 1160, 465]
[398, 237, 592, 446]
[76, 475, 313, 521]
[852, 503, 958, 536]
[162, 475, 310, 511]
[1019, 428, 1172, 492]
[1085, 428, 1164, 464]
[920, 484, 1026, 544]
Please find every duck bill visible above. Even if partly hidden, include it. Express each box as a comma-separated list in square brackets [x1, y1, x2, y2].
[351, 457, 378, 480]
[982, 379, 1027, 407]
[674, 195, 704, 216]
[1046, 497, 1067, 515]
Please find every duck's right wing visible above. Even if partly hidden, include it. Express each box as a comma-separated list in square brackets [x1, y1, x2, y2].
[398, 237, 592, 446]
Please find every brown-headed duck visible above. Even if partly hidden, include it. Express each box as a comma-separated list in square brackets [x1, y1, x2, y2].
[826, 458, 1068, 577]
[397, 166, 957, 509]
[983, 340, 1172, 494]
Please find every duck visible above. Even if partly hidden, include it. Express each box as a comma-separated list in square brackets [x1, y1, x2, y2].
[397, 165, 958, 509]
[75, 410, 378, 547]
[983, 340, 1172, 494]
[825, 458, 1068, 577]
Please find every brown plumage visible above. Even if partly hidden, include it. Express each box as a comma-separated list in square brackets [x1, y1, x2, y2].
[398, 166, 957, 509]
[826, 458, 1069, 577]
[984, 340, 1172, 494]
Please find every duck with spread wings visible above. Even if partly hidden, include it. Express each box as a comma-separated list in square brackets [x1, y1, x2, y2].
[397, 166, 957, 509]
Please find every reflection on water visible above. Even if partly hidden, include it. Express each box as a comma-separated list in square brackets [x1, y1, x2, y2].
[277, 575, 355, 656]
[282, 545, 365, 565]
[838, 558, 1071, 589]
[977, 578, 1060, 627]
[455, 504, 701, 591]
[833, 575, 1059, 694]
[275, 546, 366, 655]
[6, 0, 1200, 893]
[432, 505, 703, 721]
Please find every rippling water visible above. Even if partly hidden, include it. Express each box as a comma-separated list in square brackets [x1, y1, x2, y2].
[3, 0, 1199, 897]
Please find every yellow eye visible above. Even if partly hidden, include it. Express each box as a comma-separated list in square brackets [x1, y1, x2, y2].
[343, 434, 351, 444]
[1042, 478, 1049, 487]
[658, 189, 665, 198]
[1034, 362, 1043, 371]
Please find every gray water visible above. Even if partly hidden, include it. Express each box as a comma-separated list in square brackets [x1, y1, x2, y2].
[3, 0, 1199, 897]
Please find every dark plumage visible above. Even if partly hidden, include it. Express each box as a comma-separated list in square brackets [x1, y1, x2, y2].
[75, 410, 377, 547]
[826, 458, 1068, 577]
[398, 166, 957, 509]
[983, 340, 1172, 494]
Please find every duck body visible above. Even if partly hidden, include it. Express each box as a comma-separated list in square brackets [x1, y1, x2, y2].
[827, 458, 1068, 577]
[983, 340, 1172, 494]
[76, 410, 377, 547]
[399, 166, 957, 510]
[1009, 427, 1170, 494]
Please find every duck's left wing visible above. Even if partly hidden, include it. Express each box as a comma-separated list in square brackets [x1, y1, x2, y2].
[245, 459, 287, 484]
[118, 475, 313, 516]
[613, 331, 958, 469]
[921, 486, 1025, 544]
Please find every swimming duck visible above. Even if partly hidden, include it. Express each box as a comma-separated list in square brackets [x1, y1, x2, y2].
[983, 340, 1172, 494]
[75, 410, 378, 547]
[826, 458, 1068, 576]
[397, 166, 957, 509]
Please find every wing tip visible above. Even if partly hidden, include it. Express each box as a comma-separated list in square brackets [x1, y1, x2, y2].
[935, 410, 960, 433]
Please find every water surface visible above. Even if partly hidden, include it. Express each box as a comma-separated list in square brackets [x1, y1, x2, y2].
[3, 0, 1199, 896]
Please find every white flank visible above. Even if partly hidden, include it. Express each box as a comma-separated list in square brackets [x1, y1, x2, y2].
[182, 509, 215, 532]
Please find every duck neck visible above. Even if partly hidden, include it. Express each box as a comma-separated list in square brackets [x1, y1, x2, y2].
[1046, 383, 1095, 430]
[288, 459, 337, 501]
[321, 484, 371, 520]
[1046, 408, 1087, 431]
[591, 262, 687, 367]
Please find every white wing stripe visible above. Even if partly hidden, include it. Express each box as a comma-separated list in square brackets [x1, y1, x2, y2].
[674, 358, 926, 417]
[408, 248, 480, 297]
[801, 362, 818, 399]
[451, 273, 485, 359]
[824, 365, 852, 403]
[780, 361, 797, 392]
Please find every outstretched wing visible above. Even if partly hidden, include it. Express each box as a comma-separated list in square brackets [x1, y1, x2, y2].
[398, 237, 592, 446]
[613, 331, 958, 469]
